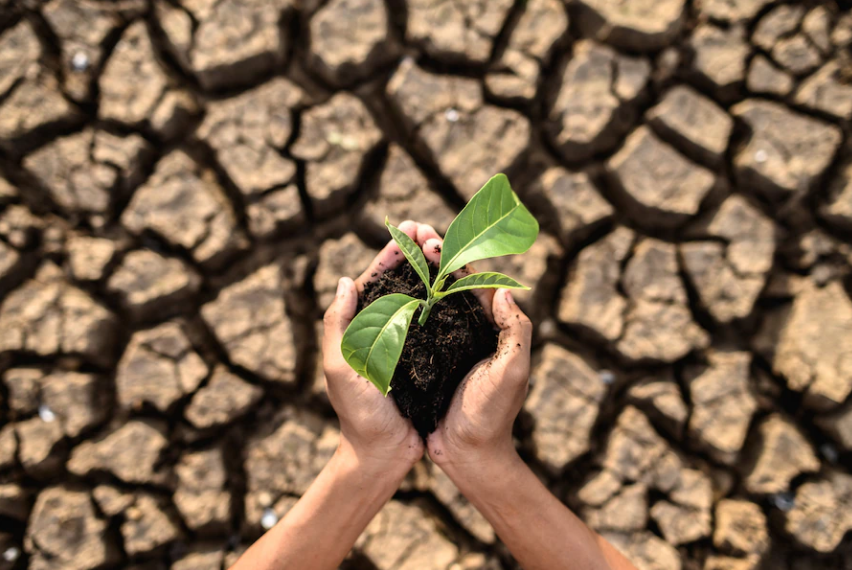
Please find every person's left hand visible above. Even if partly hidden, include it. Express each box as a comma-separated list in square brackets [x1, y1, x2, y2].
[321, 221, 427, 473]
[415, 225, 533, 472]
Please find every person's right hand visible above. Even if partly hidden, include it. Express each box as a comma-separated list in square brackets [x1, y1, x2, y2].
[415, 225, 534, 470]
[322, 221, 428, 474]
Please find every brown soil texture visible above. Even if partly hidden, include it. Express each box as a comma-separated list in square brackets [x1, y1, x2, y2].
[359, 263, 498, 438]
[1, 0, 852, 568]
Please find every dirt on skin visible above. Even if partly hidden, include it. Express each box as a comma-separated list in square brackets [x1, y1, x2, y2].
[359, 262, 498, 437]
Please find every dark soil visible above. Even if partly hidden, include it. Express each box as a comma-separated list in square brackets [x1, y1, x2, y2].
[358, 262, 499, 437]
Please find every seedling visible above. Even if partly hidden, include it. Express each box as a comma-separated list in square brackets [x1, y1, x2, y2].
[341, 174, 539, 396]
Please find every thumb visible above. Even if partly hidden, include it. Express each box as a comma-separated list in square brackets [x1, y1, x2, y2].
[322, 277, 358, 373]
[490, 288, 533, 385]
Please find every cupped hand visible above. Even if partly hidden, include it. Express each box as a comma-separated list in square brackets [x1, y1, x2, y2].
[322, 221, 427, 473]
[416, 225, 533, 470]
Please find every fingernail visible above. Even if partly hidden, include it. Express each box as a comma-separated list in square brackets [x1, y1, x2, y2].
[504, 290, 515, 305]
[336, 278, 346, 296]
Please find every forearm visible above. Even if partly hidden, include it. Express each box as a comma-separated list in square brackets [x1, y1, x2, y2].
[441, 448, 635, 570]
[232, 440, 408, 570]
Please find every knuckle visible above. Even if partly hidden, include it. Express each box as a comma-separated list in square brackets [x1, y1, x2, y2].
[514, 370, 531, 388]
[517, 314, 533, 330]
[504, 356, 530, 384]
[515, 317, 533, 339]
[322, 354, 348, 377]
[322, 362, 339, 380]
[505, 366, 529, 388]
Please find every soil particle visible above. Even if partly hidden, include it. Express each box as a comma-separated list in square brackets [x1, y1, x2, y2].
[359, 262, 498, 437]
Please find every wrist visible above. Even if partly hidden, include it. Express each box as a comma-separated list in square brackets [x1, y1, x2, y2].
[336, 435, 418, 486]
[439, 446, 532, 533]
[430, 431, 517, 469]
[437, 441, 525, 494]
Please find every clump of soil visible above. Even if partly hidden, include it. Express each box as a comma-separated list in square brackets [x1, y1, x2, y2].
[359, 262, 499, 437]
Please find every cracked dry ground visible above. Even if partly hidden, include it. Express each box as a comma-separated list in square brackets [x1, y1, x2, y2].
[1, 0, 852, 568]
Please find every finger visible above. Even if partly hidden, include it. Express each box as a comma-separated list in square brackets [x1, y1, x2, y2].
[354, 220, 418, 293]
[416, 223, 441, 245]
[423, 237, 442, 266]
[490, 288, 533, 385]
[322, 277, 358, 375]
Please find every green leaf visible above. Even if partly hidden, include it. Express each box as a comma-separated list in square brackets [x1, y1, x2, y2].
[438, 174, 539, 281]
[439, 272, 529, 297]
[386, 218, 431, 291]
[341, 294, 421, 396]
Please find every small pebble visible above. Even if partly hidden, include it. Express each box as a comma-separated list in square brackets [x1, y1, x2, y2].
[771, 492, 795, 511]
[599, 370, 615, 386]
[258, 491, 273, 507]
[38, 404, 56, 423]
[261, 508, 278, 530]
[755, 149, 768, 163]
[2, 547, 19, 562]
[537, 319, 556, 339]
[445, 108, 459, 123]
[71, 51, 89, 72]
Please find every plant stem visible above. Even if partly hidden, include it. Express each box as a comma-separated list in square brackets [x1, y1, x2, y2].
[418, 298, 436, 326]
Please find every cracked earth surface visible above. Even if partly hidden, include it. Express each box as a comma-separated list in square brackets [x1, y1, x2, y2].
[0, 0, 851, 568]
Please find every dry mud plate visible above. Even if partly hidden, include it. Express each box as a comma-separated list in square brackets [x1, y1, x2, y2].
[0, 0, 851, 568]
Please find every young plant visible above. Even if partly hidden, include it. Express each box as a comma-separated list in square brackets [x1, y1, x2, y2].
[340, 174, 539, 396]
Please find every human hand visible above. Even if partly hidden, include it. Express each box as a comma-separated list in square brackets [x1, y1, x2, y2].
[322, 221, 426, 474]
[416, 225, 533, 471]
